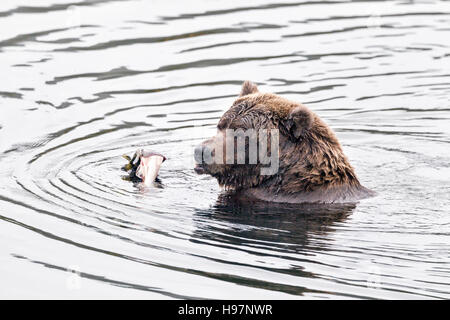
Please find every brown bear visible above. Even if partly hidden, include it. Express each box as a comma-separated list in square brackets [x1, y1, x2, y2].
[194, 81, 375, 204]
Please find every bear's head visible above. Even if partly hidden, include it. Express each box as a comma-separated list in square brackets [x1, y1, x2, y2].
[194, 81, 360, 195]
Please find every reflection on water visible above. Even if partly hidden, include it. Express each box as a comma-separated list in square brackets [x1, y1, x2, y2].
[198, 194, 355, 250]
[192, 197, 356, 296]
[0, 0, 449, 299]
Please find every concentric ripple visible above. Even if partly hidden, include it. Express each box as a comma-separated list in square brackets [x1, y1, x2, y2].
[0, 0, 449, 299]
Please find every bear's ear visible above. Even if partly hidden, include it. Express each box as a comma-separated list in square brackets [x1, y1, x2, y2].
[284, 105, 313, 140]
[239, 81, 259, 97]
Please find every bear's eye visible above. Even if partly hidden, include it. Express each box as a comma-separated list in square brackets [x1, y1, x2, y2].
[228, 116, 255, 130]
[227, 120, 245, 130]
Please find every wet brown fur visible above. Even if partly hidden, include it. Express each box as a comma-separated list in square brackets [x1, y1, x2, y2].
[197, 81, 375, 204]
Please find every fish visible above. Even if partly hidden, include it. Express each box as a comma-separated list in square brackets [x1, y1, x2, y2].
[122, 149, 166, 186]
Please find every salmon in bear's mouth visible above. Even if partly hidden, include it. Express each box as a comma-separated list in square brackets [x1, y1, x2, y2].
[122, 149, 166, 186]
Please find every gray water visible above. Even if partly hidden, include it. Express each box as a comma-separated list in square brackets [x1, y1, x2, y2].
[0, 0, 449, 299]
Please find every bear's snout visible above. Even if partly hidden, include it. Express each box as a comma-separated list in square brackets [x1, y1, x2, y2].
[194, 139, 216, 175]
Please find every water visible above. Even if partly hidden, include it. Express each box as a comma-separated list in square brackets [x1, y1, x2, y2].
[0, 0, 449, 299]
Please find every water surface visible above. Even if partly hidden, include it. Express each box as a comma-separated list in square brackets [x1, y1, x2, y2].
[0, 0, 449, 299]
